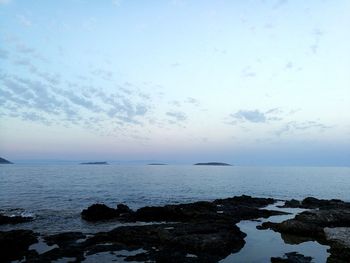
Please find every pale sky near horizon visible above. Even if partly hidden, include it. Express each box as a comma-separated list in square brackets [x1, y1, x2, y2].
[0, 0, 349, 165]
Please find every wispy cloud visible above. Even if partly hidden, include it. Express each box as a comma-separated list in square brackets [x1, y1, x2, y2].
[170, 62, 180, 67]
[0, 72, 154, 131]
[16, 44, 36, 54]
[310, 28, 323, 54]
[0, 49, 9, 59]
[1, 40, 157, 130]
[91, 68, 114, 81]
[21, 112, 52, 125]
[13, 58, 32, 66]
[231, 110, 267, 123]
[241, 66, 256, 78]
[185, 97, 200, 106]
[285, 61, 293, 69]
[16, 14, 32, 27]
[166, 111, 187, 122]
[228, 108, 285, 125]
[276, 121, 332, 136]
[169, 100, 181, 107]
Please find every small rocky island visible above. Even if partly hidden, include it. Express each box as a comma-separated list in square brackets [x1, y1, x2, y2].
[0, 157, 13, 164]
[194, 162, 232, 166]
[80, 161, 109, 165]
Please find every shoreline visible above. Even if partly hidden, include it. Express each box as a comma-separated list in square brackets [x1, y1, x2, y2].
[1, 195, 350, 262]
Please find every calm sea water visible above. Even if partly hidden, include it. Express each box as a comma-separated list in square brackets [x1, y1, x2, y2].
[0, 165, 349, 262]
[0, 165, 349, 234]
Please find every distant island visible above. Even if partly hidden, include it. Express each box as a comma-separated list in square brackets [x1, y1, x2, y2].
[80, 162, 109, 165]
[194, 162, 232, 166]
[148, 163, 167, 165]
[0, 157, 13, 164]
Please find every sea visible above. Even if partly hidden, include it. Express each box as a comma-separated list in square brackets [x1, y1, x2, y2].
[1, 165, 349, 262]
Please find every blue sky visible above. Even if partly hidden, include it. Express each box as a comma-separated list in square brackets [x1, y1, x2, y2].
[0, 0, 349, 165]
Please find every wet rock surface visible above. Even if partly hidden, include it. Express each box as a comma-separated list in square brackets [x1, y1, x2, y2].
[81, 203, 121, 221]
[1, 195, 286, 262]
[0, 229, 38, 262]
[281, 197, 350, 210]
[324, 227, 350, 263]
[82, 195, 285, 223]
[0, 213, 33, 225]
[271, 252, 312, 263]
[325, 227, 350, 247]
[81, 203, 133, 221]
[261, 197, 350, 263]
[44, 231, 86, 246]
[326, 241, 350, 263]
[85, 221, 246, 262]
[2, 196, 349, 262]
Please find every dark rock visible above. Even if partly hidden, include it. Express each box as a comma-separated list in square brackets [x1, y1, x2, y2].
[0, 214, 33, 225]
[271, 252, 312, 263]
[261, 201, 350, 263]
[85, 221, 246, 262]
[31, 233, 87, 262]
[26, 221, 247, 262]
[0, 230, 38, 262]
[81, 195, 286, 223]
[81, 203, 133, 221]
[80, 161, 109, 165]
[125, 249, 200, 262]
[295, 209, 350, 228]
[81, 203, 120, 221]
[117, 203, 132, 214]
[85, 243, 125, 256]
[24, 249, 40, 262]
[214, 195, 275, 208]
[38, 246, 85, 262]
[134, 197, 286, 223]
[279, 199, 301, 208]
[327, 241, 350, 263]
[44, 232, 86, 247]
[261, 208, 350, 239]
[77, 195, 288, 262]
[301, 197, 349, 209]
[26, 195, 350, 262]
[213, 195, 287, 222]
[279, 233, 315, 245]
[134, 201, 217, 222]
[282, 197, 350, 210]
[324, 227, 350, 263]
[194, 162, 232, 166]
[0, 157, 12, 164]
[259, 220, 325, 239]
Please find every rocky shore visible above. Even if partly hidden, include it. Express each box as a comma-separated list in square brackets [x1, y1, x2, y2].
[258, 197, 350, 262]
[1, 195, 350, 262]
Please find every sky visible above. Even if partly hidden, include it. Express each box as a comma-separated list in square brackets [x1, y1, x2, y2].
[0, 0, 349, 165]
